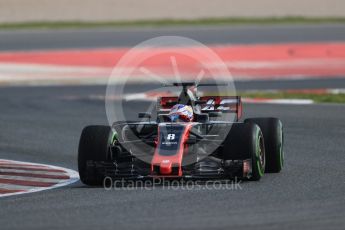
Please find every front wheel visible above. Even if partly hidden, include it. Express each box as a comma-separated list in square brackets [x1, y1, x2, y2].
[78, 125, 112, 186]
[245, 118, 284, 173]
[223, 122, 265, 181]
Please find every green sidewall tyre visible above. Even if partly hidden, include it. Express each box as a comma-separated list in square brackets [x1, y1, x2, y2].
[250, 125, 265, 181]
[245, 118, 284, 173]
[223, 123, 265, 181]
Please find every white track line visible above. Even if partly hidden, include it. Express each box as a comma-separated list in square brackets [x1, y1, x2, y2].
[242, 98, 314, 105]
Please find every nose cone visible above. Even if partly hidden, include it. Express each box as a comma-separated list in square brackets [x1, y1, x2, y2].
[160, 160, 172, 175]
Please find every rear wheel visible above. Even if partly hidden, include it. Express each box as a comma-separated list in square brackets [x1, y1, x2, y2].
[223, 123, 265, 181]
[245, 118, 284, 173]
[78, 125, 112, 186]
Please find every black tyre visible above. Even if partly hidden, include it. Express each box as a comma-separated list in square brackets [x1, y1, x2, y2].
[244, 118, 283, 173]
[78, 125, 112, 186]
[223, 122, 265, 181]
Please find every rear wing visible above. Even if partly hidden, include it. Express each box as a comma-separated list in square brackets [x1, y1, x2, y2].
[157, 96, 242, 121]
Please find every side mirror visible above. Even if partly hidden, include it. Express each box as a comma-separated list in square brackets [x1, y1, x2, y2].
[138, 112, 151, 119]
[209, 111, 222, 117]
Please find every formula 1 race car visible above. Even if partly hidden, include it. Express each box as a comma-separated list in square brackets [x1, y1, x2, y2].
[78, 82, 284, 185]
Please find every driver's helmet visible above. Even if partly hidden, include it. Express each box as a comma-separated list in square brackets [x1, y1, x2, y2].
[168, 104, 194, 122]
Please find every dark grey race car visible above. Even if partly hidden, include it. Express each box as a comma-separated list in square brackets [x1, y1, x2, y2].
[78, 82, 284, 185]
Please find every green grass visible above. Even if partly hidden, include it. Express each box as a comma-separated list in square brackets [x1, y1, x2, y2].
[239, 91, 345, 104]
[1, 17, 345, 30]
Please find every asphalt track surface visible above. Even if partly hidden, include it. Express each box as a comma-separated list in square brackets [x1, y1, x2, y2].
[0, 85, 345, 230]
[0, 25, 345, 229]
[1, 24, 345, 51]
